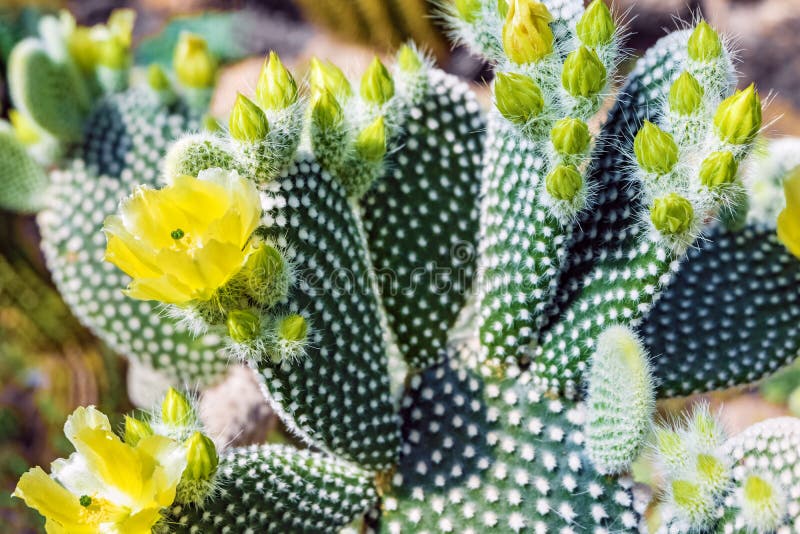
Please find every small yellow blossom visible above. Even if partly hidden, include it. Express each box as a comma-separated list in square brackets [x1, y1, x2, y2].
[777, 167, 800, 259]
[12, 406, 187, 534]
[104, 168, 261, 305]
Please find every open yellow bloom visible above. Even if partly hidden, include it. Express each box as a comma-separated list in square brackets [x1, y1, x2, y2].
[13, 406, 187, 534]
[777, 167, 800, 259]
[104, 168, 261, 305]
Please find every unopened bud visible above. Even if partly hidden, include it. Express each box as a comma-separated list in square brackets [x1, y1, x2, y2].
[497, 0, 509, 18]
[310, 58, 351, 99]
[576, 0, 615, 47]
[650, 193, 694, 236]
[502, 0, 554, 64]
[311, 90, 343, 130]
[455, 0, 481, 22]
[68, 26, 96, 72]
[545, 164, 582, 201]
[229, 93, 269, 142]
[551, 117, 591, 157]
[147, 64, 171, 92]
[355, 115, 387, 162]
[361, 57, 395, 106]
[244, 242, 289, 306]
[669, 71, 704, 116]
[494, 72, 544, 124]
[397, 44, 423, 72]
[9, 110, 40, 146]
[95, 35, 128, 69]
[714, 83, 761, 145]
[161, 387, 195, 427]
[561, 46, 607, 98]
[633, 121, 679, 175]
[699, 151, 738, 188]
[688, 21, 722, 62]
[123, 415, 153, 446]
[184, 431, 219, 481]
[173, 33, 216, 89]
[278, 314, 308, 343]
[256, 51, 298, 110]
[226, 310, 261, 343]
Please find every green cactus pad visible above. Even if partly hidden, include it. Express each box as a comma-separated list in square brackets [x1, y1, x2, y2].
[361, 69, 483, 370]
[0, 124, 48, 212]
[379, 352, 644, 532]
[643, 223, 800, 397]
[8, 38, 90, 142]
[256, 155, 400, 471]
[166, 444, 378, 533]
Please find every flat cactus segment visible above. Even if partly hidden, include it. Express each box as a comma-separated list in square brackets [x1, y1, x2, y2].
[0, 125, 48, 212]
[642, 223, 800, 397]
[38, 162, 229, 385]
[255, 155, 400, 471]
[80, 89, 201, 178]
[380, 352, 643, 532]
[167, 444, 378, 533]
[361, 69, 484, 370]
[8, 38, 90, 142]
[478, 115, 568, 363]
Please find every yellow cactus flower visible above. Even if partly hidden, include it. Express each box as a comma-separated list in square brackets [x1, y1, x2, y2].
[104, 168, 262, 305]
[777, 167, 800, 259]
[12, 406, 187, 533]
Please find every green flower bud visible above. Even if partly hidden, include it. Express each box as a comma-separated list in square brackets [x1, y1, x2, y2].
[278, 314, 308, 342]
[355, 115, 387, 162]
[550, 117, 591, 156]
[147, 64, 171, 92]
[545, 164, 582, 201]
[256, 51, 298, 110]
[397, 44, 423, 72]
[229, 93, 269, 142]
[714, 83, 762, 145]
[455, 0, 481, 22]
[361, 57, 395, 105]
[123, 415, 153, 446]
[699, 151, 738, 188]
[688, 21, 722, 62]
[184, 431, 219, 481]
[494, 72, 544, 124]
[669, 71, 704, 116]
[95, 35, 128, 69]
[576, 0, 615, 47]
[561, 46, 607, 98]
[502, 0, 554, 64]
[226, 310, 261, 343]
[633, 121, 679, 174]
[497, 0, 509, 18]
[68, 26, 97, 72]
[309, 58, 351, 99]
[173, 33, 216, 89]
[650, 193, 694, 236]
[311, 90, 344, 130]
[243, 242, 289, 306]
[161, 387, 195, 427]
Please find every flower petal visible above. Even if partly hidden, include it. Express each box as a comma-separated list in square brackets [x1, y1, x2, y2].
[103, 216, 162, 279]
[137, 435, 188, 506]
[64, 406, 112, 449]
[13, 467, 86, 529]
[124, 275, 195, 304]
[778, 168, 800, 259]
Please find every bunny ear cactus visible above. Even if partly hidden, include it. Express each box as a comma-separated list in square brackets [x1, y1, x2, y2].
[14, 2, 800, 533]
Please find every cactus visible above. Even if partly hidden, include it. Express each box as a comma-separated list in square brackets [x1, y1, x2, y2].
[11, 1, 800, 533]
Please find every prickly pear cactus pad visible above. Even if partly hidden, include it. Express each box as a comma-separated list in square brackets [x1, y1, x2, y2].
[13, 1, 800, 533]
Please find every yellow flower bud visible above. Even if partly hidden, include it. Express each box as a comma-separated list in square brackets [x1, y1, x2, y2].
[497, 0, 509, 18]
[278, 314, 308, 343]
[545, 164, 583, 201]
[309, 58, 351, 99]
[777, 167, 800, 259]
[355, 115, 387, 162]
[226, 310, 261, 343]
[669, 71, 704, 116]
[650, 193, 694, 235]
[229, 93, 269, 143]
[147, 64, 171, 92]
[183, 432, 219, 481]
[561, 46, 607, 98]
[688, 21, 722, 62]
[161, 387, 195, 427]
[397, 44, 423, 72]
[107, 9, 135, 48]
[256, 51, 298, 110]
[361, 57, 395, 106]
[173, 33, 216, 89]
[494, 72, 544, 124]
[714, 84, 762, 145]
[699, 151, 738, 188]
[633, 121, 679, 175]
[123, 415, 153, 446]
[67, 26, 96, 72]
[95, 35, 128, 69]
[455, 0, 481, 22]
[576, 0, 615, 47]
[502, 0, 554, 64]
[311, 90, 344, 130]
[550, 117, 591, 157]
